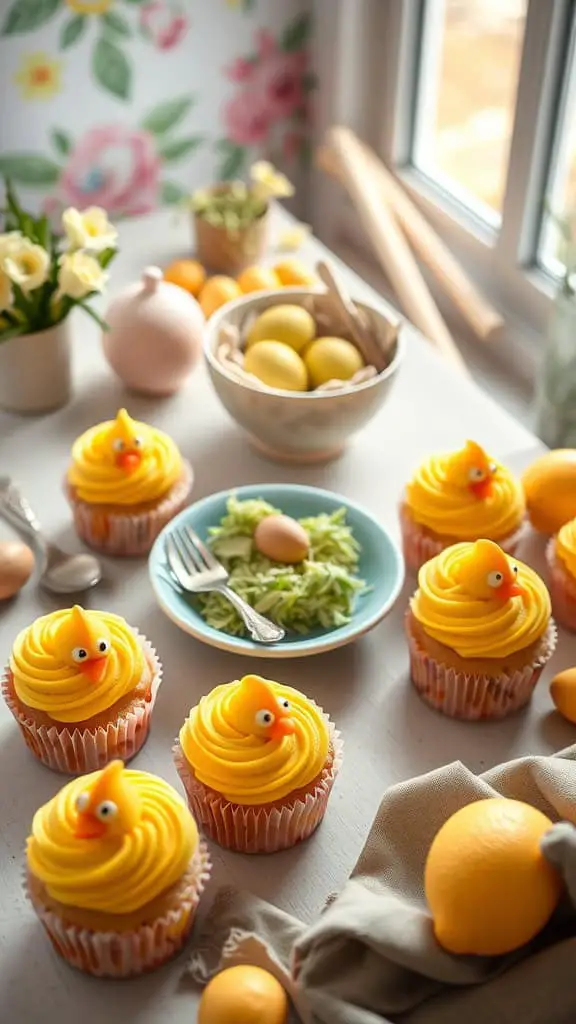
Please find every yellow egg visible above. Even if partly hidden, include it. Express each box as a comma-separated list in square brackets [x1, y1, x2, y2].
[254, 514, 310, 563]
[246, 304, 316, 353]
[0, 541, 35, 599]
[198, 965, 288, 1024]
[550, 667, 576, 724]
[244, 340, 309, 392]
[273, 258, 316, 286]
[304, 336, 364, 389]
[522, 449, 576, 534]
[237, 266, 281, 294]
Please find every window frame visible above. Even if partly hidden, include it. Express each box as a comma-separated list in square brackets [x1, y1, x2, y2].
[311, 0, 574, 341]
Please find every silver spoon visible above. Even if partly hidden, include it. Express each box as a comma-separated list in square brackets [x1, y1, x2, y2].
[0, 478, 102, 595]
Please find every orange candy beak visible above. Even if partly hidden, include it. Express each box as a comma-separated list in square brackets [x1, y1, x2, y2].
[270, 716, 296, 741]
[115, 451, 141, 472]
[81, 656, 107, 683]
[469, 477, 493, 500]
[75, 812, 106, 840]
[498, 580, 525, 601]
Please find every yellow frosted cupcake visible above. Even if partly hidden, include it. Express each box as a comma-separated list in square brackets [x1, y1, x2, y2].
[2, 605, 161, 773]
[400, 440, 526, 571]
[26, 761, 210, 977]
[547, 517, 576, 630]
[65, 407, 193, 556]
[406, 539, 556, 719]
[173, 674, 342, 854]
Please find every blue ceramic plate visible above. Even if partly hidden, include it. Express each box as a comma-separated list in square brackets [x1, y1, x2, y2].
[149, 484, 404, 658]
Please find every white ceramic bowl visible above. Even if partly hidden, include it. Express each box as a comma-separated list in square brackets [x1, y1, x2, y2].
[204, 287, 404, 463]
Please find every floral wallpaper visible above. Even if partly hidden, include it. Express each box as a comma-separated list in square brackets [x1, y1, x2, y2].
[0, 0, 315, 220]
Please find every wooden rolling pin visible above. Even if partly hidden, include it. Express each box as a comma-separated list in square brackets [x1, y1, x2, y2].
[325, 126, 468, 374]
[317, 138, 504, 342]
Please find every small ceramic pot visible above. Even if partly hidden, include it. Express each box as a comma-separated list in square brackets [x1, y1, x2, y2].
[194, 187, 268, 275]
[0, 319, 71, 414]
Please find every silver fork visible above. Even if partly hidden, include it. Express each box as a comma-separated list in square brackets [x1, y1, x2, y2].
[165, 525, 286, 644]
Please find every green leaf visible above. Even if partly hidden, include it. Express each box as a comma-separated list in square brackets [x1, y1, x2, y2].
[161, 181, 188, 205]
[242, 0, 256, 10]
[158, 136, 204, 163]
[36, 213, 52, 251]
[92, 36, 131, 101]
[298, 138, 312, 168]
[122, 0, 147, 4]
[216, 142, 246, 181]
[77, 300, 109, 331]
[141, 96, 195, 137]
[0, 155, 60, 186]
[60, 13, 86, 50]
[0, 326, 28, 344]
[280, 12, 311, 52]
[1, 0, 60, 36]
[51, 128, 71, 157]
[97, 247, 117, 270]
[101, 10, 131, 37]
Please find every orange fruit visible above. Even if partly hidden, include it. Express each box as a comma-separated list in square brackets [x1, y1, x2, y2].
[425, 798, 560, 956]
[163, 258, 206, 297]
[550, 667, 576, 723]
[198, 964, 288, 1024]
[199, 276, 242, 318]
[273, 258, 316, 286]
[237, 265, 281, 293]
[522, 449, 576, 534]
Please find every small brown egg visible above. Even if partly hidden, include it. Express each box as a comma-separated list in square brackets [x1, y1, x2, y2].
[254, 514, 310, 564]
[0, 541, 35, 599]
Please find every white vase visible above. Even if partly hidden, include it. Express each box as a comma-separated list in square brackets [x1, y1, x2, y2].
[0, 319, 72, 414]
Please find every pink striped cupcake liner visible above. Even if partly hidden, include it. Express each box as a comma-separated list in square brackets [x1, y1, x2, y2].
[406, 611, 557, 720]
[25, 842, 211, 978]
[2, 631, 162, 774]
[173, 718, 343, 855]
[546, 538, 576, 632]
[398, 502, 527, 574]
[64, 459, 193, 557]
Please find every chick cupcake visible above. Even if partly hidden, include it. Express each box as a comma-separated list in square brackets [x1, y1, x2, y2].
[400, 440, 526, 572]
[2, 605, 161, 773]
[546, 517, 576, 630]
[173, 674, 342, 854]
[65, 407, 193, 556]
[406, 539, 556, 720]
[26, 760, 210, 977]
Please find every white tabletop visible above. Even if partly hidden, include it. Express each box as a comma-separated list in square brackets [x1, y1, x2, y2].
[1, 207, 574, 1023]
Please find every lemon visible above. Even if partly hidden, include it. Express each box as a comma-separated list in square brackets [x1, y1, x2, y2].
[246, 304, 316, 353]
[273, 258, 316, 286]
[237, 266, 281, 294]
[199, 276, 242, 318]
[425, 798, 560, 956]
[304, 336, 364, 388]
[244, 340, 308, 392]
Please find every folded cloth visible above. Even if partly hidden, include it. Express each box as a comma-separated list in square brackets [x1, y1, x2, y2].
[189, 748, 576, 1024]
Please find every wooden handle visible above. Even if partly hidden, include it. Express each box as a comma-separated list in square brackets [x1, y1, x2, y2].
[325, 126, 468, 374]
[317, 141, 503, 343]
[316, 260, 390, 370]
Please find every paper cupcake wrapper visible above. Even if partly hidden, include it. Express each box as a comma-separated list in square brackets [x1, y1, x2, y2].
[65, 459, 193, 557]
[25, 843, 211, 978]
[406, 612, 557, 720]
[399, 503, 527, 573]
[546, 538, 576, 632]
[2, 631, 162, 774]
[173, 718, 343, 855]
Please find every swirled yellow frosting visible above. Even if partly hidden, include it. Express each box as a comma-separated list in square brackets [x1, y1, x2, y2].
[179, 676, 330, 805]
[27, 766, 198, 914]
[410, 540, 551, 658]
[10, 607, 146, 723]
[67, 408, 183, 505]
[556, 518, 576, 579]
[405, 440, 525, 539]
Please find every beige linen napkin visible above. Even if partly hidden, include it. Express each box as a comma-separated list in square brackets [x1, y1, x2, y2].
[189, 748, 576, 1024]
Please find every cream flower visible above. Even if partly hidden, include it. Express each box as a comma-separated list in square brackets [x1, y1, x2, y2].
[3, 238, 50, 293]
[57, 251, 108, 300]
[250, 161, 295, 199]
[0, 271, 13, 312]
[277, 223, 311, 251]
[0, 231, 24, 258]
[62, 206, 118, 252]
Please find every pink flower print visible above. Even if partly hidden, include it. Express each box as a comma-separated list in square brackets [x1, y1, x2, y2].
[139, 1, 188, 51]
[255, 29, 277, 59]
[224, 56, 257, 84]
[256, 49, 309, 121]
[222, 90, 270, 146]
[58, 125, 161, 217]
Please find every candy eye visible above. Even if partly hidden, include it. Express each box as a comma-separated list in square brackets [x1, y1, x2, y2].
[487, 571, 504, 588]
[489, 461, 497, 475]
[512, 565, 518, 575]
[75, 791, 90, 812]
[72, 647, 88, 662]
[95, 800, 118, 822]
[468, 467, 485, 482]
[97, 639, 109, 654]
[112, 438, 125, 452]
[133, 436, 143, 448]
[255, 709, 275, 727]
[278, 698, 291, 711]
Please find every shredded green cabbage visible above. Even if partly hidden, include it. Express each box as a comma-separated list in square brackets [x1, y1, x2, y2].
[197, 496, 366, 636]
